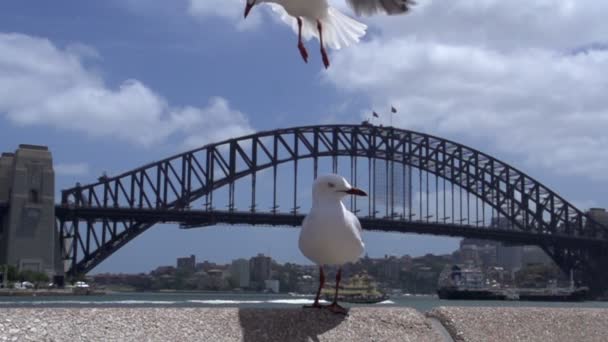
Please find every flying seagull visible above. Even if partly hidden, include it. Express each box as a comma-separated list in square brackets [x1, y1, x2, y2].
[244, 0, 416, 68]
[299, 174, 367, 314]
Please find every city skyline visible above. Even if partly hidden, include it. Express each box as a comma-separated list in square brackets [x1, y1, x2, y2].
[1, 1, 607, 274]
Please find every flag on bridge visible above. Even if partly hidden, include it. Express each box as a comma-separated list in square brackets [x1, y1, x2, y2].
[373, 111, 379, 118]
[391, 106, 397, 113]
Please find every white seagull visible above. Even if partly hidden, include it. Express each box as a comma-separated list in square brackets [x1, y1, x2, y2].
[299, 174, 368, 314]
[243, 0, 416, 68]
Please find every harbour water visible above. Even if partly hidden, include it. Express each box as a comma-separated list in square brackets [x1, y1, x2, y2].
[2, 292, 608, 311]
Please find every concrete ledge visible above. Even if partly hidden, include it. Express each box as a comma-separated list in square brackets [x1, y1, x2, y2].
[428, 306, 608, 342]
[0, 308, 443, 342]
[2, 307, 607, 341]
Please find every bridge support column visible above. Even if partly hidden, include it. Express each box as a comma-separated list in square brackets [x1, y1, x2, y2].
[0, 145, 63, 285]
[582, 248, 608, 299]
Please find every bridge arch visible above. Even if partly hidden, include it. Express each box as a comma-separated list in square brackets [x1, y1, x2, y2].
[58, 124, 608, 284]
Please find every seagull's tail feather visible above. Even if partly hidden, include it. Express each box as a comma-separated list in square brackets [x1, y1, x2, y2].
[321, 7, 367, 50]
[268, 4, 318, 41]
[268, 4, 367, 50]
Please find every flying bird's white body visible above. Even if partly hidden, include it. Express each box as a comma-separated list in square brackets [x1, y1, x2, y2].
[299, 174, 365, 266]
[244, 0, 414, 68]
[267, 0, 368, 50]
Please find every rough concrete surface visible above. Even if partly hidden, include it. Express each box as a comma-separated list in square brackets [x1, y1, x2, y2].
[428, 306, 608, 342]
[0, 307, 443, 342]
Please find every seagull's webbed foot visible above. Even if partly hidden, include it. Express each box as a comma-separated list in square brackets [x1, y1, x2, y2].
[298, 42, 309, 63]
[303, 301, 327, 309]
[326, 302, 348, 315]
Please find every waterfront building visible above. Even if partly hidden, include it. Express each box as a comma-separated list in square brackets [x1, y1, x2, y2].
[380, 255, 402, 283]
[458, 244, 481, 266]
[522, 246, 552, 266]
[151, 266, 175, 276]
[230, 258, 250, 288]
[296, 274, 316, 294]
[586, 208, 608, 226]
[250, 253, 272, 283]
[264, 279, 280, 293]
[177, 255, 196, 274]
[196, 260, 219, 272]
[496, 244, 523, 272]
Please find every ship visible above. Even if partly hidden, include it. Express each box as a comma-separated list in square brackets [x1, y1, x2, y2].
[437, 265, 590, 301]
[322, 272, 389, 304]
[516, 286, 589, 302]
[436, 265, 507, 300]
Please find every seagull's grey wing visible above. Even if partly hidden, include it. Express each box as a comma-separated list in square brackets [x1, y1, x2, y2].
[346, 211, 364, 242]
[346, 0, 415, 17]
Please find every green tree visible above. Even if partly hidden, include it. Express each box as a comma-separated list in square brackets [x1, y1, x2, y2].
[18, 270, 49, 285]
[0, 265, 18, 281]
[515, 264, 561, 287]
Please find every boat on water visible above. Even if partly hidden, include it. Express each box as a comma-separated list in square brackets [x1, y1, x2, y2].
[437, 286, 507, 300]
[436, 265, 507, 300]
[437, 265, 589, 301]
[517, 286, 589, 302]
[322, 272, 389, 304]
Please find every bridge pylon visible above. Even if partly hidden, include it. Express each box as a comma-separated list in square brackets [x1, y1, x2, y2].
[0, 145, 64, 285]
[582, 248, 608, 298]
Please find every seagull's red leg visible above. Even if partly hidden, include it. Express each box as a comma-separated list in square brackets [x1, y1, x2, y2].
[317, 20, 330, 69]
[303, 266, 325, 309]
[297, 17, 308, 63]
[327, 268, 348, 315]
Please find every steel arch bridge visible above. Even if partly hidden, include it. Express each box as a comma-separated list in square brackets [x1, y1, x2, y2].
[56, 124, 608, 295]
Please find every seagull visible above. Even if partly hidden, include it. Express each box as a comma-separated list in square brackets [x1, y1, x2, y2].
[299, 174, 368, 314]
[243, 0, 416, 68]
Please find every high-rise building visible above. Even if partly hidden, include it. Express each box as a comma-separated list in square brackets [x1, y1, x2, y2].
[496, 244, 523, 271]
[230, 258, 250, 288]
[522, 246, 552, 266]
[458, 239, 498, 268]
[177, 254, 196, 273]
[380, 255, 402, 282]
[586, 208, 608, 227]
[250, 253, 272, 283]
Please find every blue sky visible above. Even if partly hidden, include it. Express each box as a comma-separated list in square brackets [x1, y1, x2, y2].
[1, 0, 607, 273]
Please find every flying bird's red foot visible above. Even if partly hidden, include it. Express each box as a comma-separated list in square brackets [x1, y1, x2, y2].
[298, 42, 309, 63]
[316, 20, 330, 69]
[326, 302, 348, 315]
[321, 48, 330, 69]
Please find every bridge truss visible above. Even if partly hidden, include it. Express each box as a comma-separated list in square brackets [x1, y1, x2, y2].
[56, 125, 608, 294]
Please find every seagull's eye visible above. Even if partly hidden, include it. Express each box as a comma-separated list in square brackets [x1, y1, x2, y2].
[328, 182, 335, 188]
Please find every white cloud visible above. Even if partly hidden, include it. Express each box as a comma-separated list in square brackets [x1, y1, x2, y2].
[178, 97, 254, 149]
[322, 1, 608, 181]
[362, 0, 608, 51]
[0, 33, 253, 148]
[54, 162, 90, 176]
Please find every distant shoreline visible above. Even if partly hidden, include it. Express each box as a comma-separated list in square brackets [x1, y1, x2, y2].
[0, 289, 105, 296]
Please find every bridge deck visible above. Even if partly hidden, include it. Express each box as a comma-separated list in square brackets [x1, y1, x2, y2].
[55, 205, 605, 249]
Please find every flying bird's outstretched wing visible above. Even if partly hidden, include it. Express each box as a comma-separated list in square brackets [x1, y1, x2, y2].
[346, 0, 416, 16]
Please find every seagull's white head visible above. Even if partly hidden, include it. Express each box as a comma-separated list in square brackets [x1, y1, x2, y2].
[244, 0, 257, 19]
[312, 174, 367, 202]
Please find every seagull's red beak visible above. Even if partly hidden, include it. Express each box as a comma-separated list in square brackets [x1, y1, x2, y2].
[345, 187, 367, 196]
[244, 2, 255, 18]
